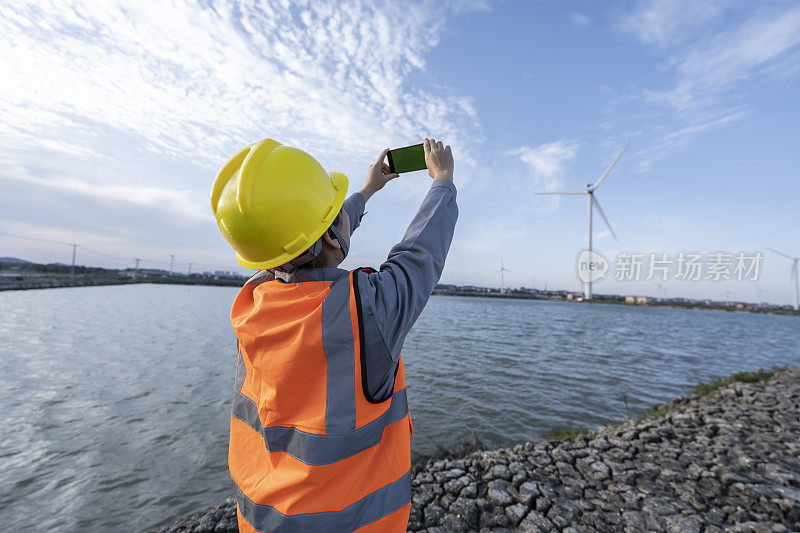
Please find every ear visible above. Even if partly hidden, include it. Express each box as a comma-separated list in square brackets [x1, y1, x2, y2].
[322, 228, 340, 249]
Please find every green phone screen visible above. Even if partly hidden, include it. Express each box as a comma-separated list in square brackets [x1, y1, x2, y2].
[388, 143, 426, 173]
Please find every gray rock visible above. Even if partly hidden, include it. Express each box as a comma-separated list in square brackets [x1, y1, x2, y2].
[459, 482, 478, 499]
[505, 503, 528, 525]
[658, 513, 702, 533]
[448, 497, 479, 530]
[556, 461, 577, 477]
[621, 510, 646, 531]
[487, 486, 514, 507]
[517, 481, 540, 506]
[483, 463, 512, 481]
[518, 510, 556, 532]
[550, 448, 573, 464]
[193, 521, 215, 533]
[443, 475, 469, 495]
[424, 503, 445, 527]
[728, 522, 788, 533]
[440, 513, 469, 532]
[479, 506, 510, 528]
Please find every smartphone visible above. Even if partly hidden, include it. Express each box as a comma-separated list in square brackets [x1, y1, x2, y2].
[387, 143, 426, 174]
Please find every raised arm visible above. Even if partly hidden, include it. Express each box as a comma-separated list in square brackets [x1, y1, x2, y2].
[358, 138, 457, 361]
[340, 193, 366, 236]
[340, 148, 401, 236]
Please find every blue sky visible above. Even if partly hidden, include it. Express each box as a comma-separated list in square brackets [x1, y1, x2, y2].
[1, 0, 799, 304]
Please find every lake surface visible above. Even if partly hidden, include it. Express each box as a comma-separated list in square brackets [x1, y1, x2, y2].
[0, 284, 798, 531]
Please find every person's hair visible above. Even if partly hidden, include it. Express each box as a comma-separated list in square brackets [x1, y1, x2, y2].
[296, 211, 342, 269]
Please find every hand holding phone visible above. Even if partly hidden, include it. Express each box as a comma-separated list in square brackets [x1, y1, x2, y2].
[361, 148, 400, 202]
[423, 138, 453, 181]
[387, 138, 453, 180]
[387, 143, 426, 174]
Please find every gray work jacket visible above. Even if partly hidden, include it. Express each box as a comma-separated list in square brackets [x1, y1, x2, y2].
[268, 179, 458, 401]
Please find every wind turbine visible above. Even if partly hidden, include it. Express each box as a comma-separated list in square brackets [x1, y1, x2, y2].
[536, 143, 629, 299]
[768, 248, 799, 311]
[657, 282, 669, 299]
[498, 258, 512, 293]
[753, 283, 768, 304]
[724, 290, 735, 304]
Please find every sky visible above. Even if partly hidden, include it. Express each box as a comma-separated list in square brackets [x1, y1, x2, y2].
[1, 0, 799, 305]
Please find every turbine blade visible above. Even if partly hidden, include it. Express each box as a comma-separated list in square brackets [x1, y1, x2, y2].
[535, 191, 586, 195]
[591, 142, 630, 191]
[591, 196, 617, 240]
[768, 247, 794, 260]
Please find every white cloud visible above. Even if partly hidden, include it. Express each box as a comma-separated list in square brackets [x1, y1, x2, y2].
[666, 6, 800, 111]
[0, 162, 209, 222]
[570, 12, 590, 27]
[505, 140, 578, 192]
[618, 0, 732, 49]
[614, 1, 800, 167]
[0, 0, 484, 171]
[451, 218, 527, 255]
[633, 107, 750, 170]
[620, 1, 800, 112]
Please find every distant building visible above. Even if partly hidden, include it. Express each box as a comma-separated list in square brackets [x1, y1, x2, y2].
[625, 296, 648, 304]
[461, 285, 492, 293]
[140, 268, 169, 277]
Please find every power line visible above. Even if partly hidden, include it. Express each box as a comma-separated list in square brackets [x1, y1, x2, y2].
[79, 247, 134, 262]
[0, 230, 74, 247]
[1, 230, 240, 273]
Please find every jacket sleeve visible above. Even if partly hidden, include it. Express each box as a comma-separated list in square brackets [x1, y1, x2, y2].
[340, 192, 366, 236]
[355, 179, 458, 400]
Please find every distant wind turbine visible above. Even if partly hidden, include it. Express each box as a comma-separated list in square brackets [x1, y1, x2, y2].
[498, 258, 512, 293]
[768, 248, 799, 311]
[536, 143, 629, 299]
[657, 283, 668, 299]
[753, 283, 768, 304]
[724, 290, 735, 304]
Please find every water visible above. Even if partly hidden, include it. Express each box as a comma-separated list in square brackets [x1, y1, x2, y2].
[0, 285, 798, 531]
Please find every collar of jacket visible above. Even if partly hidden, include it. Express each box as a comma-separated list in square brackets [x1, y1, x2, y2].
[273, 267, 349, 284]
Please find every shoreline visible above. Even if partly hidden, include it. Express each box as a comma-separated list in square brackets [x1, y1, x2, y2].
[432, 290, 800, 317]
[3, 279, 796, 317]
[153, 366, 800, 532]
[0, 276, 245, 291]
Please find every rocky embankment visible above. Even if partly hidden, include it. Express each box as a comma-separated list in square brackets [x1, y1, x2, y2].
[155, 368, 800, 532]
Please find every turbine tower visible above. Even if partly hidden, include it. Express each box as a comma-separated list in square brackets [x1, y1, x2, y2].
[768, 248, 799, 311]
[753, 283, 768, 304]
[657, 282, 668, 299]
[536, 143, 629, 299]
[498, 258, 512, 293]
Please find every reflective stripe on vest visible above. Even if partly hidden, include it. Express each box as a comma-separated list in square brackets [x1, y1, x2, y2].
[231, 388, 409, 465]
[235, 469, 412, 533]
[229, 268, 411, 532]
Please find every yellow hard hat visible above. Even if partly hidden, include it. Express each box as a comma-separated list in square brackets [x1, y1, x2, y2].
[210, 138, 348, 270]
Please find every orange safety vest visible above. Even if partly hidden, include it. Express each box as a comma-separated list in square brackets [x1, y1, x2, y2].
[229, 267, 412, 532]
